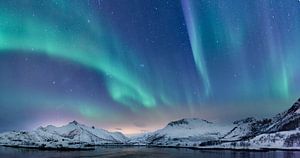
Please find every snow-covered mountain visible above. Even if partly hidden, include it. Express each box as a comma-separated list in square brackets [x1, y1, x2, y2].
[131, 98, 300, 150]
[222, 117, 273, 141]
[217, 129, 300, 150]
[221, 117, 258, 141]
[1, 98, 300, 150]
[129, 118, 232, 147]
[221, 99, 300, 142]
[0, 121, 128, 149]
[217, 98, 300, 149]
[266, 98, 300, 132]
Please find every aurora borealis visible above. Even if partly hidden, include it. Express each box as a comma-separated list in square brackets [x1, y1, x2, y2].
[0, 0, 300, 134]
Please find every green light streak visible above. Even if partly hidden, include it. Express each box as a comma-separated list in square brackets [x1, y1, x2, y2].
[0, 2, 156, 108]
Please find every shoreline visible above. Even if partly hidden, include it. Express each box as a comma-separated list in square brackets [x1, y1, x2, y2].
[1, 144, 95, 151]
[1, 144, 300, 152]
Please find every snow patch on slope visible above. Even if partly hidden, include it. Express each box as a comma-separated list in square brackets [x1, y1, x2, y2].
[130, 118, 233, 146]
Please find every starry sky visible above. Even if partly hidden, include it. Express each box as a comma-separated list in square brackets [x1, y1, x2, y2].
[0, 0, 300, 135]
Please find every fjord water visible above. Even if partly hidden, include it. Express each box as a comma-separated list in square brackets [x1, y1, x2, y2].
[0, 146, 299, 158]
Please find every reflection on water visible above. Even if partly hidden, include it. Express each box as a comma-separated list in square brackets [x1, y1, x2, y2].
[0, 146, 299, 158]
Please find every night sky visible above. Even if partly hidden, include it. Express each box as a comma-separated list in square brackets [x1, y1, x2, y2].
[0, 0, 300, 135]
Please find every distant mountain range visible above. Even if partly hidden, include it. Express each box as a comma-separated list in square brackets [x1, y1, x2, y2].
[1, 98, 300, 150]
[0, 120, 127, 150]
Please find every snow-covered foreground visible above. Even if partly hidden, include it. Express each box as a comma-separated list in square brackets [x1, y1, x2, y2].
[1, 98, 300, 150]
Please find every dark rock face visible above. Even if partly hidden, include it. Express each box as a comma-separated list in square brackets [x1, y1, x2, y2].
[249, 98, 300, 135]
[250, 118, 272, 134]
[167, 118, 212, 127]
[147, 134, 166, 145]
[284, 133, 300, 147]
[167, 119, 189, 126]
[222, 117, 272, 140]
[277, 116, 300, 132]
[233, 117, 256, 125]
[223, 98, 300, 141]
[266, 98, 300, 132]
[287, 99, 300, 114]
[70, 120, 79, 125]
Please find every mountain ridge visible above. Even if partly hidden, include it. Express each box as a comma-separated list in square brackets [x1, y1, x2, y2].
[130, 98, 300, 149]
[1, 98, 300, 150]
[0, 120, 128, 150]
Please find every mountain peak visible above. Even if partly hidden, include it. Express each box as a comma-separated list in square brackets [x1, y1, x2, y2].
[69, 120, 79, 125]
[0, 120, 128, 149]
[266, 97, 300, 132]
[233, 117, 256, 125]
[167, 118, 211, 127]
[288, 98, 300, 114]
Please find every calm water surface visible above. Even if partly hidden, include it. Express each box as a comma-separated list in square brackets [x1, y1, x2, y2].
[0, 146, 299, 158]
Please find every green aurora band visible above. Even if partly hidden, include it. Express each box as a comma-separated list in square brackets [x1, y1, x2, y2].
[0, 1, 156, 109]
[0, 0, 300, 130]
[181, 0, 297, 100]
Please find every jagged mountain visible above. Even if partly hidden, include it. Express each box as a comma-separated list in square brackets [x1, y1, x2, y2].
[156, 118, 231, 139]
[1, 98, 300, 150]
[222, 117, 258, 141]
[214, 98, 300, 149]
[222, 117, 273, 141]
[37, 121, 128, 144]
[0, 121, 128, 149]
[130, 118, 232, 146]
[217, 129, 300, 149]
[223, 98, 300, 141]
[266, 98, 300, 132]
[131, 98, 300, 149]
